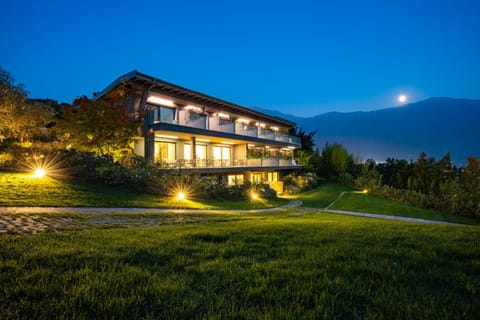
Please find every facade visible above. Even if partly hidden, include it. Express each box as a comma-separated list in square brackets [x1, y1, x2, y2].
[95, 71, 302, 190]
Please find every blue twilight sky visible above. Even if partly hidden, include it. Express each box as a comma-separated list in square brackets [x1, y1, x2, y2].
[1, 0, 479, 117]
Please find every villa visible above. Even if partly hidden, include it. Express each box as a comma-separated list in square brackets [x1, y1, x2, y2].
[94, 71, 302, 191]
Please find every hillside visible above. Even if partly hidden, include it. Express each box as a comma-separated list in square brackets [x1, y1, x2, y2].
[255, 98, 480, 164]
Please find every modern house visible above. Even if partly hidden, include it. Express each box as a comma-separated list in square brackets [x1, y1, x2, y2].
[94, 71, 302, 191]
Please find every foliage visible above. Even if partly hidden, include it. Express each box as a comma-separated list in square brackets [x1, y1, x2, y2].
[0, 172, 286, 209]
[354, 164, 382, 191]
[282, 172, 319, 194]
[320, 142, 354, 180]
[56, 96, 142, 159]
[1, 213, 479, 318]
[0, 68, 54, 145]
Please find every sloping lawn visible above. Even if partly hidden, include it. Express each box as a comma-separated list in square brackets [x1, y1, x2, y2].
[0, 172, 287, 209]
[1, 212, 479, 319]
[332, 191, 479, 225]
[284, 180, 353, 208]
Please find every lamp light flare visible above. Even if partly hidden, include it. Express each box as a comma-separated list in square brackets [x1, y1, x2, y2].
[34, 168, 47, 178]
[177, 192, 186, 200]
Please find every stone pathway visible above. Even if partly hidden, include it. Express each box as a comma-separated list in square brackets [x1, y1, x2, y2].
[0, 199, 465, 235]
[0, 200, 303, 235]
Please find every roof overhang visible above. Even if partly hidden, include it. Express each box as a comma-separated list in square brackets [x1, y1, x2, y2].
[94, 70, 296, 128]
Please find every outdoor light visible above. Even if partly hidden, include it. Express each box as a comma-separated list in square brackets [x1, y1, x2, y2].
[185, 105, 202, 113]
[147, 96, 175, 107]
[251, 192, 258, 201]
[218, 112, 230, 120]
[33, 168, 47, 178]
[363, 189, 369, 194]
[177, 192, 186, 200]
[237, 118, 250, 124]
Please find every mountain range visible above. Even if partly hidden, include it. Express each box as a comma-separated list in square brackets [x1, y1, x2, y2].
[255, 97, 480, 164]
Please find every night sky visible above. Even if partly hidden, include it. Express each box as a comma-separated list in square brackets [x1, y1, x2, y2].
[1, 0, 479, 116]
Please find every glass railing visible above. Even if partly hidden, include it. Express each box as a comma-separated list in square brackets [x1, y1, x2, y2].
[155, 113, 301, 146]
[158, 158, 299, 169]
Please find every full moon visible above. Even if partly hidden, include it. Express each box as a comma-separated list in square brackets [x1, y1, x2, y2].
[398, 94, 407, 104]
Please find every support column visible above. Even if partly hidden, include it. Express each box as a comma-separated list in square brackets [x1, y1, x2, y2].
[192, 137, 196, 167]
[144, 111, 155, 162]
[138, 87, 155, 162]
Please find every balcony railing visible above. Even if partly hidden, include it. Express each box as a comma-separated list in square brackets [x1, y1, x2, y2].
[152, 110, 301, 146]
[158, 158, 299, 169]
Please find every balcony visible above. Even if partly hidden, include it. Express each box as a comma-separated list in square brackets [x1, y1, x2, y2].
[157, 157, 299, 170]
[151, 109, 301, 147]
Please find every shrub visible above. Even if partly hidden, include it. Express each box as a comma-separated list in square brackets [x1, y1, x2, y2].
[282, 172, 319, 194]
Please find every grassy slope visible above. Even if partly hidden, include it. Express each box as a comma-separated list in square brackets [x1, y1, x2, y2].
[1, 213, 479, 319]
[284, 180, 353, 208]
[332, 192, 479, 225]
[0, 172, 287, 209]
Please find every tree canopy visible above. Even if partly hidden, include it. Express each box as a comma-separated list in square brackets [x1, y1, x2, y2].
[56, 96, 142, 159]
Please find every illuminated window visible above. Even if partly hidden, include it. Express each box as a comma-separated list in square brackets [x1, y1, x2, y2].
[196, 145, 207, 160]
[184, 144, 191, 160]
[228, 174, 244, 185]
[213, 146, 231, 160]
[267, 172, 279, 182]
[251, 173, 262, 184]
[155, 142, 176, 163]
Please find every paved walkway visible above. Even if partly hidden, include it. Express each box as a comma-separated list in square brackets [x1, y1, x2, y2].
[0, 199, 464, 234]
[0, 200, 303, 215]
[322, 209, 462, 225]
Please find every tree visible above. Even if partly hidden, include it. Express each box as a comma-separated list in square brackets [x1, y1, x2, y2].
[0, 68, 28, 143]
[321, 142, 354, 182]
[290, 126, 316, 152]
[56, 96, 142, 159]
[0, 68, 55, 145]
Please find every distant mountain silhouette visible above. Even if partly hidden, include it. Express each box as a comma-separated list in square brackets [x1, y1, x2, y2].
[254, 98, 480, 164]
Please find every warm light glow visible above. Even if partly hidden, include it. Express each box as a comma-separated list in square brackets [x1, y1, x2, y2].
[237, 118, 250, 124]
[397, 94, 407, 104]
[33, 168, 47, 178]
[218, 112, 230, 120]
[363, 189, 368, 194]
[185, 105, 202, 113]
[197, 139, 210, 142]
[270, 126, 279, 131]
[177, 192, 186, 200]
[147, 96, 175, 107]
[251, 192, 258, 200]
[155, 134, 179, 139]
[221, 141, 235, 145]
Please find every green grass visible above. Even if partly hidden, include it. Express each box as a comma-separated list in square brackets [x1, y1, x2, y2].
[1, 212, 479, 319]
[332, 191, 479, 225]
[284, 180, 353, 208]
[0, 172, 287, 209]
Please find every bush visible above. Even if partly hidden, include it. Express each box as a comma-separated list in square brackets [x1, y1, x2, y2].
[282, 172, 319, 194]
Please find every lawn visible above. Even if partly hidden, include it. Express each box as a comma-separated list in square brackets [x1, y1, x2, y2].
[0, 172, 287, 210]
[332, 191, 479, 225]
[283, 180, 352, 208]
[1, 212, 479, 319]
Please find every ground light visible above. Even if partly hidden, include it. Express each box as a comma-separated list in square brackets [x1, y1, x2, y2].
[33, 168, 47, 178]
[177, 191, 186, 201]
[250, 192, 259, 201]
[363, 189, 369, 194]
